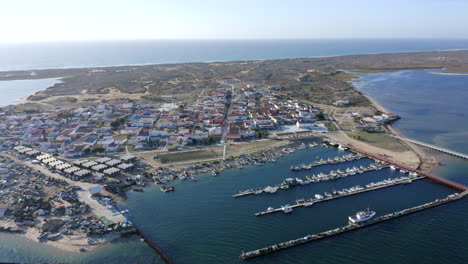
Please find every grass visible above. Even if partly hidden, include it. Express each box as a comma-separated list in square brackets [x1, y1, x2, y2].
[348, 131, 407, 152]
[158, 150, 219, 163]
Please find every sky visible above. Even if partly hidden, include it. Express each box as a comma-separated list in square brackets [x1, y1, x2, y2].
[1, 0, 468, 42]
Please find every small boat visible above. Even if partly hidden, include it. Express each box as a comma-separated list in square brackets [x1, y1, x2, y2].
[266, 207, 275, 212]
[303, 202, 314, 207]
[348, 209, 376, 223]
[37, 232, 48, 240]
[281, 205, 293, 214]
[314, 194, 323, 200]
[390, 165, 397, 170]
[160, 185, 175, 192]
[400, 169, 409, 173]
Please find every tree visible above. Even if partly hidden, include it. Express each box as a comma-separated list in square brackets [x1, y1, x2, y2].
[315, 113, 325, 121]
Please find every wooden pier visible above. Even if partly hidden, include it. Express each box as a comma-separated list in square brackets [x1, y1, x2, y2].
[136, 228, 174, 264]
[390, 135, 468, 160]
[241, 191, 467, 260]
[255, 176, 424, 216]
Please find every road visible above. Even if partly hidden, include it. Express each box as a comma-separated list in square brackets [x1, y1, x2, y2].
[1, 152, 126, 223]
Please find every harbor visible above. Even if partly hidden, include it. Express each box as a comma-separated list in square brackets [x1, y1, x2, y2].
[254, 175, 424, 216]
[232, 162, 388, 198]
[290, 153, 364, 171]
[241, 191, 467, 260]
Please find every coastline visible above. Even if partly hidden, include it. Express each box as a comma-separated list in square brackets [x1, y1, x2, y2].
[429, 71, 468, 76]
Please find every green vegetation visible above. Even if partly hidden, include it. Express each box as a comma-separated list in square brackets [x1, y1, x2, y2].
[349, 131, 407, 152]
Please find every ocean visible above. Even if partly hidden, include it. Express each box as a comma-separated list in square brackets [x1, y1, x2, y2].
[1, 39, 468, 71]
[0, 41, 467, 264]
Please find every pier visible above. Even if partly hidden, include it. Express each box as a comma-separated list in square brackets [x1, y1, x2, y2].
[136, 228, 174, 264]
[255, 176, 424, 216]
[390, 135, 468, 160]
[241, 191, 467, 260]
[346, 145, 468, 191]
[290, 153, 364, 171]
[233, 163, 388, 198]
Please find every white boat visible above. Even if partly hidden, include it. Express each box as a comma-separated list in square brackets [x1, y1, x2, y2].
[400, 169, 409, 173]
[348, 209, 376, 223]
[281, 205, 293, 214]
[314, 194, 324, 199]
[390, 165, 397, 170]
[338, 144, 347, 151]
[303, 202, 314, 207]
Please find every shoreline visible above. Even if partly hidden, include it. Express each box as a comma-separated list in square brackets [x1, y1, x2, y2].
[429, 71, 468, 76]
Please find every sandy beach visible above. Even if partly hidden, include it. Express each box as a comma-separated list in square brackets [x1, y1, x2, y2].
[429, 71, 468, 76]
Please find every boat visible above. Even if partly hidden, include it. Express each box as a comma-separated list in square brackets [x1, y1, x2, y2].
[314, 194, 323, 200]
[281, 205, 293, 214]
[324, 192, 332, 197]
[266, 207, 275, 212]
[303, 202, 314, 207]
[160, 185, 175, 192]
[37, 232, 48, 240]
[400, 169, 409, 173]
[348, 209, 376, 223]
[255, 189, 263, 195]
[409, 172, 418, 177]
[338, 144, 347, 151]
[290, 166, 301, 171]
[279, 184, 289, 190]
[390, 165, 397, 170]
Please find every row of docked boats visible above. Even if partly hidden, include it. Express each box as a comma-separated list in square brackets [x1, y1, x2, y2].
[233, 163, 387, 198]
[290, 153, 364, 171]
[255, 176, 421, 216]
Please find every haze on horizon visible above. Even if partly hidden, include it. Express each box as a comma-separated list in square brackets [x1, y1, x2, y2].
[2, 0, 468, 43]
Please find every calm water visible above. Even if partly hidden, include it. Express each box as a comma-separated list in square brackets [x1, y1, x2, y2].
[0, 78, 62, 106]
[353, 69, 468, 185]
[1, 39, 468, 71]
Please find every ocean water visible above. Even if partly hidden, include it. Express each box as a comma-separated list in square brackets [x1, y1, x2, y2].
[0, 78, 62, 106]
[1, 39, 468, 71]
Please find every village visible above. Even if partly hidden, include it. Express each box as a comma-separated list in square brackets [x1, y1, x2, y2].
[0, 80, 405, 252]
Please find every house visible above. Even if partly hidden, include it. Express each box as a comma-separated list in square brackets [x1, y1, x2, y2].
[0, 206, 8, 218]
[334, 100, 350, 106]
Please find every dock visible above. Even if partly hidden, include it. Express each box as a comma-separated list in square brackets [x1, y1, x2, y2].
[233, 163, 388, 198]
[390, 135, 468, 160]
[290, 153, 364, 171]
[255, 175, 424, 216]
[241, 191, 467, 260]
[346, 145, 468, 191]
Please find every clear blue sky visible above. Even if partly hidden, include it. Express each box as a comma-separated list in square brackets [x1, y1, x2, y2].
[1, 0, 468, 42]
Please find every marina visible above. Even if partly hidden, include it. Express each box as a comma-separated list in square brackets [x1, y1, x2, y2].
[241, 191, 467, 260]
[255, 175, 424, 216]
[232, 162, 388, 198]
[290, 153, 364, 171]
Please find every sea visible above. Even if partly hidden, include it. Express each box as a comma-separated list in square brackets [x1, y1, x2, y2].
[0, 40, 467, 264]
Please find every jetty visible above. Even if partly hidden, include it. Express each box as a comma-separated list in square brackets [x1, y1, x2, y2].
[290, 153, 364, 171]
[346, 145, 468, 191]
[255, 175, 424, 216]
[390, 135, 468, 160]
[241, 191, 467, 260]
[233, 163, 388, 198]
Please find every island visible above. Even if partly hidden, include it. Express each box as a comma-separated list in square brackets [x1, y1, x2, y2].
[0, 49, 468, 256]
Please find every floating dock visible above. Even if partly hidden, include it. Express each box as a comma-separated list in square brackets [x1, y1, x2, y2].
[255, 175, 424, 216]
[290, 153, 364, 171]
[241, 191, 467, 260]
[233, 163, 388, 198]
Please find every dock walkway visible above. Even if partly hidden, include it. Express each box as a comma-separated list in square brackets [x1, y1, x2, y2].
[255, 176, 424, 216]
[391, 135, 468, 160]
[241, 192, 466, 260]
